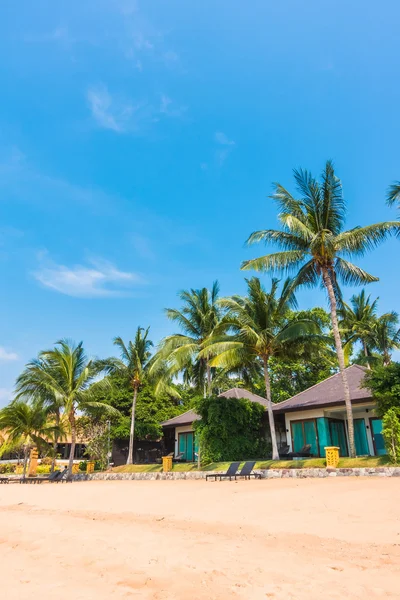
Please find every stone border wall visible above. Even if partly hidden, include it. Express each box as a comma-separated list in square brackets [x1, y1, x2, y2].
[73, 466, 400, 481]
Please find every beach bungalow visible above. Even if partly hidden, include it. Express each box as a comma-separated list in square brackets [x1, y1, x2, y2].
[161, 388, 284, 461]
[273, 365, 385, 458]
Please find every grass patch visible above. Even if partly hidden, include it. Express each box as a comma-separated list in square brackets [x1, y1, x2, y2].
[111, 455, 395, 474]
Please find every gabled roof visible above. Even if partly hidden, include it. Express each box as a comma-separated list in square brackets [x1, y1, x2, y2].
[218, 387, 268, 408]
[272, 364, 373, 414]
[161, 387, 268, 427]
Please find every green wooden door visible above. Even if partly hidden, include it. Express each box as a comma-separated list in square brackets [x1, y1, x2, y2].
[371, 419, 386, 456]
[179, 432, 194, 461]
[354, 419, 369, 455]
[329, 420, 348, 457]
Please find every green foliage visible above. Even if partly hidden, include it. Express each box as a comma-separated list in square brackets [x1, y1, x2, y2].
[382, 408, 400, 463]
[269, 357, 335, 403]
[363, 363, 400, 416]
[193, 395, 270, 462]
[90, 373, 187, 441]
[0, 463, 15, 474]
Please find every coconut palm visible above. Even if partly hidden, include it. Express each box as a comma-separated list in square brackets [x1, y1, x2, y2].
[241, 160, 400, 456]
[338, 290, 379, 369]
[0, 399, 58, 478]
[201, 277, 320, 460]
[387, 182, 400, 207]
[152, 282, 222, 397]
[15, 340, 116, 479]
[371, 312, 400, 366]
[104, 327, 153, 465]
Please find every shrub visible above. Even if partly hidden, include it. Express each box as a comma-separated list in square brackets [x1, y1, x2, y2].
[363, 363, 400, 416]
[40, 457, 53, 466]
[382, 408, 400, 463]
[193, 395, 269, 463]
[36, 465, 52, 474]
[0, 463, 16, 474]
[79, 461, 87, 472]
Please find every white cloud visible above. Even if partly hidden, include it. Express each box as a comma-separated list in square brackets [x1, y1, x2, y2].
[87, 85, 134, 133]
[0, 347, 18, 361]
[33, 255, 145, 298]
[159, 95, 186, 118]
[214, 131, 236, 165]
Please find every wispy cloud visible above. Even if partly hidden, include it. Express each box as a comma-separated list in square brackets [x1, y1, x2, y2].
[0, 347, 18, 361]
[33, 255, 145, 298]
[87, 85, 134, 133]
[23, 26, 74, 46]
[159, 94, 186, 118]
[214, 131, 236, 165]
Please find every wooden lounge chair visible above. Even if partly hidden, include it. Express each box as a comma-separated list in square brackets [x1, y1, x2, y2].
[0, 477, 9, 484]
[234, 461, 262, 480]
[278, 444, 290, 459]
[206, 461, 241, 481]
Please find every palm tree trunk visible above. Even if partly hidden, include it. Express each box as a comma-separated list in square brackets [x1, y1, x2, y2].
[322, 268, 356, 458]
[51, 410, 60, 473]
[206, 364, 212, 397]
[263, 357, 280, 461]
[126, 386, 138, 465]
[22, 445, 29, 479]
[67, 412, 77, 480]
[363, 342, 371, 370]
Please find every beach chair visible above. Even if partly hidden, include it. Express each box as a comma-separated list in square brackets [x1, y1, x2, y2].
[0, 477, 9, 484]
[36, 470, 64, 483]
[206, 462, 241, 481]
[278, 444, 290, 459]
[234, 461, 261, 480]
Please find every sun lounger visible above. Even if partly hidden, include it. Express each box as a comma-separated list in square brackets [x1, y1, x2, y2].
[206, 461, 241, 481]
[234, 461, 261, 480]
[0, 477, 9, 484]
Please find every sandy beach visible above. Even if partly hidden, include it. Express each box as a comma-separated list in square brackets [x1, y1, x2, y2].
[0, 477, 399, 599]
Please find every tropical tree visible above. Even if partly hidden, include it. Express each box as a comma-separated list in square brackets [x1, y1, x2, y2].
[338, 290, 379, 369]
[387, 182, 400, 208]
[15, 340, 116, 479]
[371, 312, 400, 366]
[241, 160, 400, 456]
[103, 327, 153, 464]
[0, 399, 58, 478]
[200, 277, 320, 460]
[152, 282, 222, 397]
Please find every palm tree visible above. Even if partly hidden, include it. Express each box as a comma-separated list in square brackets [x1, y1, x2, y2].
[105, 327, 153, 465]
[15, 340, 115, 479]
[241, 160, 400, 457]
[201, 277, 319, 460]
[387, 182, 400, 207]
[0, 399, 58, 478]
[152, 282, 222, 397]
[338, 290, 378, 369]
[371, 312, 400, 366]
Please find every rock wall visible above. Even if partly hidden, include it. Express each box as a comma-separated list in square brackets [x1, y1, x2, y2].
[73, 466, 400, 481]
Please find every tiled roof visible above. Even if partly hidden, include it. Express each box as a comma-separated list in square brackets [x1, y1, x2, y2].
[161, 388, 268, 427]
[272, 365, 373, 413]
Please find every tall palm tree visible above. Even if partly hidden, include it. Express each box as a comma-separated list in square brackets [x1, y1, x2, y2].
[371, 312, 400, 366]
[15, 340, 115, 479]
[241, 160, 400, 457]
[338, 290, 379, 369]
[104, 327, 153, 465]
[0, 399, 58, 478]
[387, 182, 400, 207]
[152, 282, 222, 397]
[201, 277, 319, 460]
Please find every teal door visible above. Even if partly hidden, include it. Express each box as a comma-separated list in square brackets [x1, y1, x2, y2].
[329, 420, 348, 457]
[370, 419, 386, 456]
[303, 421, 318, 456]
[179, 432, 194, 461]
[354, 419, 369, 455]
[292, 422, 304, 452]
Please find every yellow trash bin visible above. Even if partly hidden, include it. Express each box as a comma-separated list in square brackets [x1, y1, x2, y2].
[162, 456, 173, 472]
[86, 461, 95, 474]
[325, 446, 340, 468]
[72, 463, 80, 475]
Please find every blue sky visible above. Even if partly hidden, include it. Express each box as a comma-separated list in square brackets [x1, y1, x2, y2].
[1, 0, 400, 405]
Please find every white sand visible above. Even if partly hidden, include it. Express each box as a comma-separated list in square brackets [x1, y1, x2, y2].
[0, 477, 399, 599]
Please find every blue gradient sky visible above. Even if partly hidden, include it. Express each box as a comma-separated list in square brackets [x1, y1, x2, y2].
[1, 1, 400, 405]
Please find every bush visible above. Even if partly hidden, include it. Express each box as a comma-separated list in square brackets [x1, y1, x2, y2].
[40, 457, 53, 466]
[363, 363, 400, 416]
[194, 395, 270, 463]
[0, 463, 16, 474]
[36, 465, 52, 474]
[382, 408, 400, 464]
[79, 461, 87, 472]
